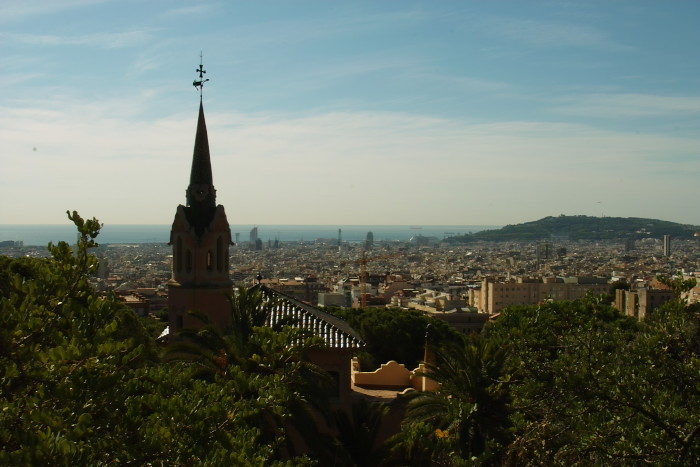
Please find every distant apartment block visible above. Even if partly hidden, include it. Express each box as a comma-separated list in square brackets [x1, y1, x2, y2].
[407, 289, 489, 334]
[408, 289, 468, 313]
[318, 292, 350, 308]
[471, 276, 609, 314]
[615, 287, 673, 320]
[116, 291, 151, 316]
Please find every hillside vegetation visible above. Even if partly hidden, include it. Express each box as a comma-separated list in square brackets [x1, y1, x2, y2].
[447, 215, 700, 243]
[4, 212, 700, 465]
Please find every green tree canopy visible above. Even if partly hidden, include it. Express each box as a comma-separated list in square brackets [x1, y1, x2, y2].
[0, 212, 317, 465]
[392, 336, 511, 465]
[484, 296, 700, 465]
[328, 307, 462, 369]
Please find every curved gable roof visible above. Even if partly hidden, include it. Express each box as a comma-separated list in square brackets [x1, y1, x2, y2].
[257, 285, 364, 349]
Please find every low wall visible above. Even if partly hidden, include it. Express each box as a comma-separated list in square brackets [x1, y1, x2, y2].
[351, 359, 439, 391]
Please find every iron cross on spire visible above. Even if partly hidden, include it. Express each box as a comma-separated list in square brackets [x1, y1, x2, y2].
[193, 52, 209, 97]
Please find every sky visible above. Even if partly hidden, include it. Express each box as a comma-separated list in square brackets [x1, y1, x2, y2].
[1, 1, 699, 226]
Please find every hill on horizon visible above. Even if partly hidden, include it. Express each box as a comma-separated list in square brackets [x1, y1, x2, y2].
[445, 215, 700, 243]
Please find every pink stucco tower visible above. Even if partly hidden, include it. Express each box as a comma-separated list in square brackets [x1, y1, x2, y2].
[168, 99, 232, 333]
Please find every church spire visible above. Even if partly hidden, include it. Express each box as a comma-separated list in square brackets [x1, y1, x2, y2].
[186, 100, 215, 207]
[184, 55, 217, 234]
[168, 54, 232, 336]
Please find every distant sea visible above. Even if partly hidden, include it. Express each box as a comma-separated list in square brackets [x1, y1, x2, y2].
[0, 224, 500, 246]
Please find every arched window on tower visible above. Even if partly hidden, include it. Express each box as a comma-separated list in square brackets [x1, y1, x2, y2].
[176, 237, 183, 272]
[186, 250, 192, 273]
[207, 250, 213, 270]
[217, 237, 224, 272]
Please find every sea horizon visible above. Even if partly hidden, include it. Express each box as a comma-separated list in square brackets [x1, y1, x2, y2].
[0, 224, 501, 246]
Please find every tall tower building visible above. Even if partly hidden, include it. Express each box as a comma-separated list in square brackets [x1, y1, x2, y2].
[663, 234, 671, 257]
[249, 226, 258, 246]
[536, 242, 553, 265]
[168, 66, 232, 332]
[365, 231, 374, 250]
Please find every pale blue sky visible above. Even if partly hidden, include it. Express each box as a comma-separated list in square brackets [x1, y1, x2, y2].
[1, 1, 699, 225]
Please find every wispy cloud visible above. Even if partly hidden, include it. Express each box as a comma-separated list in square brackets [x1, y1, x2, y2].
[128, 54, 162, 75]
[3, 73, 44, 87]
[162, 4, 213, 17]
[550, 93, 700, 118]
[410, 71, 513, 94]
[2, 97, 698, 224]
[208, 6, 432, 53]
[0, 0, 110, 23]
[1, 29, 155, 49]
[125, 39, 178, 77]
[483, 16, 633, 52]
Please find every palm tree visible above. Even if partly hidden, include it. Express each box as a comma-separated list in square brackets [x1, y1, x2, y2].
[163, 286, 272, 377]
[332, 397, 390, 466]
[227, 285, 271, 353]
[395, 336, 511, 464]
[163, 286, 335, 460]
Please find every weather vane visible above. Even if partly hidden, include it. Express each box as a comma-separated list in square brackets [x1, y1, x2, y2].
[193, 52, 209, 97]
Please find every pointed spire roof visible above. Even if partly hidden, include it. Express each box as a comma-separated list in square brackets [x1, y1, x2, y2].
[189, 100, 213, 188]
[184, 99, 218, 236]
[186, 99, 217, 210]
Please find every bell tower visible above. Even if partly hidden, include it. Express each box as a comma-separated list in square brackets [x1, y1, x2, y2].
[168, 56, 232, 333]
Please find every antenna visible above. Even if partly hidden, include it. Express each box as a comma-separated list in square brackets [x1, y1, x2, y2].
[193, 52, 209, 97]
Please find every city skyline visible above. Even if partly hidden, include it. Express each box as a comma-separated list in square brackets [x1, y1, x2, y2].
[1, 1, 699, 226]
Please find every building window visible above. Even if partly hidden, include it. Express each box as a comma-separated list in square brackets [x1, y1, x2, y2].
[207, 251, 213, 270]
[186, 250, 192, 272]
[176, 237, 183, 272]
[217, 237, 224, 272]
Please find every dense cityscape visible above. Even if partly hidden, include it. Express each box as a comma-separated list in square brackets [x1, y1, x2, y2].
[3, 2, 699, 463]
[3, 227, 699, 329]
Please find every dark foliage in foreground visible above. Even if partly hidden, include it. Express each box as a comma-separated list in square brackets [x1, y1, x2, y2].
[3, 212, 700, 465]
